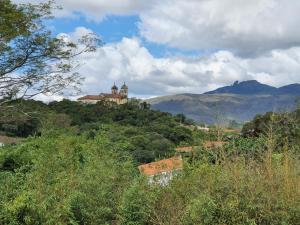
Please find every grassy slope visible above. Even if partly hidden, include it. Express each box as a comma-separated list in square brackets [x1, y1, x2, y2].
[147, 94, 298, 124]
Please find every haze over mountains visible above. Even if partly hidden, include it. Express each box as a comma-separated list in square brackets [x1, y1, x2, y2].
[147, 80, 300, 124]
[205, 80, 300, 95]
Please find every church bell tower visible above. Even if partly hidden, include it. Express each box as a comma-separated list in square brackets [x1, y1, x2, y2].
[111, 83, 118, 95]
[120, 82, 128, 97]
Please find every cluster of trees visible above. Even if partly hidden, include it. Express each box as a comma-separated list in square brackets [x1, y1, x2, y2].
[0, 99, 193, 164]
[1, 115, 300, 224]
[242, 108, 300, 150]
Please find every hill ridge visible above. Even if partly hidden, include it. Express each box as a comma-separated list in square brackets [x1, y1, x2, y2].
[204, 80, 300, 95]
[147, 81, 300, 124]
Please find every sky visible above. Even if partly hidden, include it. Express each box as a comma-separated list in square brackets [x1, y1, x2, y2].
[13, 0, 300, 100]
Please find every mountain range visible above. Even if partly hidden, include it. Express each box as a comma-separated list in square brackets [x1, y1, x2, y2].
[204, 80, 300, 95]
[147, 80, 300, 124]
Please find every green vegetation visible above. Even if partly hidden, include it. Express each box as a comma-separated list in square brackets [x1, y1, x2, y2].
[242, 109, 300, 150]
[0, 99, 300, 224]
[1, 1, 300, 224]
[0, 0, 98, 104]
[148, 93, 299, 124]
[0, 131, 135, 224]
[0, 99, 193, 164]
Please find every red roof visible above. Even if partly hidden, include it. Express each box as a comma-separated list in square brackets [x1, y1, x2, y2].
[138, 156, 183, 176]
[224, 129, 241, 134]
[78, 93, 126, 101]
[77, 95, 104, 100]
[175, 146, 194, 152]
[0, 136, 20, 144]
[101, 93, 126, 99]
[203, 141, 228, 148]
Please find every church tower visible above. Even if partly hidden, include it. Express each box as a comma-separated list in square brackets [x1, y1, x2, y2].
[120, 82, 128, 97]
[111, 83, 118, 95]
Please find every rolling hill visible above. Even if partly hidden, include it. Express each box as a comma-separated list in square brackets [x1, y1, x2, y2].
[204, 80, 300, 95]
[147, 81, 300, 124]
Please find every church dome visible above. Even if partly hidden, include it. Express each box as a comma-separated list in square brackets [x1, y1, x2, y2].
[121, 82, 128, 89]
[111, 83, 118, 90]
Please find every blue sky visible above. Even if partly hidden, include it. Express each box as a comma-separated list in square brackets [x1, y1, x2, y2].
[49, 15, 140, 44]
[48, 15, 204, 58]
[14, 0, 300, 100]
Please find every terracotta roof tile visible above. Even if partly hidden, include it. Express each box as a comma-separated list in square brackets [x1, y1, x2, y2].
[101, 93, 126, 99]
[78, 93, 126, 101]
[203, 141, 228, 149]
[0, 136, 20, 144]
[175, 146, 194, 152]
[224, 129, 241, 134]
[138, 156, 183, 176]
[77, 95, 104, 100]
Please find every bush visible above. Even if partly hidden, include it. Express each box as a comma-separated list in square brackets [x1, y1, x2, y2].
[148, 155, 300, 225]
[0, 133, 136, 224]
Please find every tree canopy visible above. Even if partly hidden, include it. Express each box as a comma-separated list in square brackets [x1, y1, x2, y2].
[0, 0, 100, 104]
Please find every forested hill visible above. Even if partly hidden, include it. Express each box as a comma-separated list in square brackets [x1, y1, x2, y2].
[0, 99, 194, 164]
[204, 80, 300, 95]
[1, 99, 300, 224]
[147, 81, 300, 124]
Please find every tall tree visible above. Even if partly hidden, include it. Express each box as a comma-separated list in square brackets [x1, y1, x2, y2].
[0, 0, 100, 104]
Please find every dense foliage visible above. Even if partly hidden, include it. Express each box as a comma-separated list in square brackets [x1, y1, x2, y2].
[1, 99, 300, 224]
[1, 113, 300, 224]
[0, 131, 135, 224]
[0, 99, 193, 164]
[1, 1, 300, 224]
[242, 109, 300, 150]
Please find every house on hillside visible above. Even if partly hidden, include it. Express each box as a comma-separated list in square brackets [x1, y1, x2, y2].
[196, 126, 210, 132]
[203, 141, 228, 149]
[175, 146, 197, 160]
[224, 129, 241, 134]
[138, 156, 183, 186]
[77, 82, 128, 105]
[0, 136, 20, 147]
[175, 146, 195, 153]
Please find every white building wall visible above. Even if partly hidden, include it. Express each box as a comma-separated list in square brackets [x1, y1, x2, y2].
[147, 170, 181, 186]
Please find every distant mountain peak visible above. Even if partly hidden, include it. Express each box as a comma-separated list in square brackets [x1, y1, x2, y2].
[204, 80, 300, 95]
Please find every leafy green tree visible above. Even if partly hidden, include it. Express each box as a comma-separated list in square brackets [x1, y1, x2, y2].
[0, 99, 48, 137]
[0, 0, 99, 104]
[242, 110, 300, 151]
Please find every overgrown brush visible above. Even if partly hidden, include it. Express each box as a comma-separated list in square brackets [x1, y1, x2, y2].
[134, 151, 300, 225]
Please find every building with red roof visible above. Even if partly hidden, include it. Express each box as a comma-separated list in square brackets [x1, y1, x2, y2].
[0, 136, 21, 147]
[138, 156, 183, 185]
[203, 141, 228, 149]
[77, 82, 128, 105]
[175, 146, 195, 153]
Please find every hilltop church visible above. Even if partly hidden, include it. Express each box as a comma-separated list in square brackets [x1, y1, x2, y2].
[77, 83, 128, 105]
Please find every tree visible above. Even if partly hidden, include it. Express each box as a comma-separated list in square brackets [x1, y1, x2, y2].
[0, 0, 100, 104]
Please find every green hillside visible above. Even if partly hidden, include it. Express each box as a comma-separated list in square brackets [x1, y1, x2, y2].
[148, 93, 299, 124]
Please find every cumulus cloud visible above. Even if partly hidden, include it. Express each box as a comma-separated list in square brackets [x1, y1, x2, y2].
[139, 0, 300, 56]
[70, 35, 300, 98]
[11, 1, 300, 98]
[14, 0, 300, 56]
[14, 0, 155, 21]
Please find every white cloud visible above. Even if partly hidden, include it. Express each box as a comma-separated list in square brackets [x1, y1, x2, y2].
[14, 0, 155, 21]
[14, 0, 300, 56]
[34, 94, 64, 102]
[67, 34, 300, 98]
[11, 1, 300, 99]
[139, 0, 300, 56]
